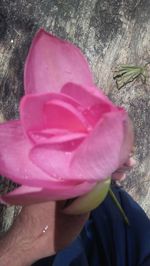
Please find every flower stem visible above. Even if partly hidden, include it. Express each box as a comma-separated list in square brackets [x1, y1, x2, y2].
[109, 188, 130, 225]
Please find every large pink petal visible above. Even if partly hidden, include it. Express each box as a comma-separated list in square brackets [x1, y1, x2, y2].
[70, 110, 131, 181]
[30, 145, 74, 180]
[0, 180, 96, 205]
[29, 130, 86, 179]
[0, 121, 62, 187]
[24, 29, 93, 94]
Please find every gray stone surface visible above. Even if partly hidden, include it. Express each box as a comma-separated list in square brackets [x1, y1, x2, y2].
[0, 0, 150, 232]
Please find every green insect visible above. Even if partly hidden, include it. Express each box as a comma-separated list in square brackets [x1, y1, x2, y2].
[113, 63, 149, 90]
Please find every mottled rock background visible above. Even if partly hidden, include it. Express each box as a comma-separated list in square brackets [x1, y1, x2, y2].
[0, 0, 150, 233]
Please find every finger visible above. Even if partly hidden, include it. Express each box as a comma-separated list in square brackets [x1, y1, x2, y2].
[124, 157, 136, 167]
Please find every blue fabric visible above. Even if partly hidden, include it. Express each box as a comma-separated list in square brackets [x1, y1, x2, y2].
[33, 186, 150, 266]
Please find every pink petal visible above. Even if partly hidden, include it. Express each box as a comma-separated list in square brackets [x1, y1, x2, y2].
[70, 110, 130, 181]
[29, 129, 86, 147]
[24, 29, 93, 94]
[0, 180, 96, 205]
[0, 186, 48, 205]
[61, 83, 115, 125]
[20, 92, 90, 141]
[0, 121, 95, 198]
[30, 145, 74, 180]
[29, 131, 85, 179]
[61, 83, 113, 108]
[44, 99, 88, 133]
[0, 121, 60, 187]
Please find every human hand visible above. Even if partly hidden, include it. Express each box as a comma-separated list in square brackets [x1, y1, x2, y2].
[0, 201, 89, 266]
[112, 155, 136, 181]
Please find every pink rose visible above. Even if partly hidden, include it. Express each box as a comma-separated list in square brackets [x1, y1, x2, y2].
[0, 29, 133, 212]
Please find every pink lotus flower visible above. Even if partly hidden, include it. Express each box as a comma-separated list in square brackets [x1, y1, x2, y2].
[0, 29, 133, 212]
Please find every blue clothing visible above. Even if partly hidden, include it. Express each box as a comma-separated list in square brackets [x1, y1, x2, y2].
[33, 186, 150, 266]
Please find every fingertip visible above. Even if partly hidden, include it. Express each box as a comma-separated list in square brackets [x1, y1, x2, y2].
[127, 157, 136, 167]
[112, 172, 126, 181]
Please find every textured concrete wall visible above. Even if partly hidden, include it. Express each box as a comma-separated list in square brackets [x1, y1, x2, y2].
[0, 0, 150, 232]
